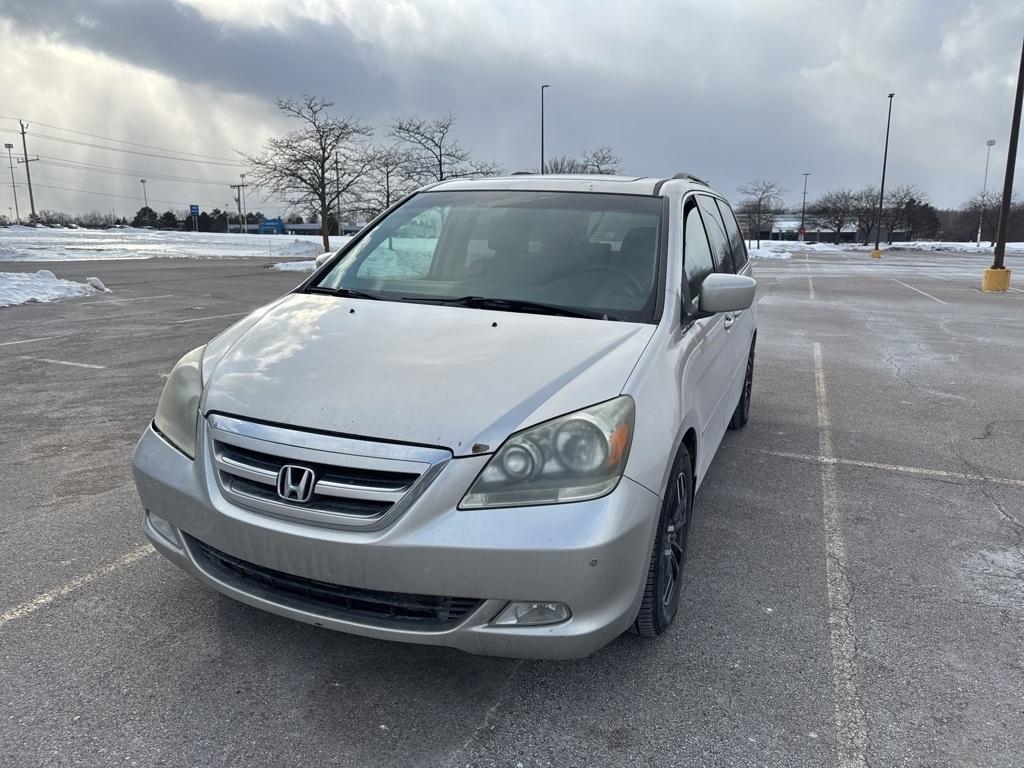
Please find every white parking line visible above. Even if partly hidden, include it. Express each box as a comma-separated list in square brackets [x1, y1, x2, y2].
[808, 275, 816, 301]
[760, 450, 1024, 488]
[20, 356, 106, 370]
[172, 312, 248, 325]
[891, 278, 948, 304]
[0, 545, 153, 628]
[0, 337, 55, 347]
[813, 342, 869, 768]
[80, 294, 174, 305]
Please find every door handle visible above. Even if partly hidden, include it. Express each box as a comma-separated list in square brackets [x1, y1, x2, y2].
[723, 313, 735, 329]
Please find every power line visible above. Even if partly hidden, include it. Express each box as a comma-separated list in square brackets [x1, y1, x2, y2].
[34, 155, 237, 185]
[0, 126, 246, 167]
[0, 116, 244, 163]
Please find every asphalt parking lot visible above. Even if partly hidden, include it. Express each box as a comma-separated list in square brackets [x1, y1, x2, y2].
[1, 249, 1023, 767]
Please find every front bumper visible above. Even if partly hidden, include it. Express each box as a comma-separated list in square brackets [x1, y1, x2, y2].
[131, 423, 662, 659]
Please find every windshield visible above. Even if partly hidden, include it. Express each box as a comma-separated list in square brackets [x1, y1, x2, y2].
[313, 190, 663, 322]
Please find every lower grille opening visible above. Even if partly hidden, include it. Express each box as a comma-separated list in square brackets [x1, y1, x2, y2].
[187, 535, 482, 630]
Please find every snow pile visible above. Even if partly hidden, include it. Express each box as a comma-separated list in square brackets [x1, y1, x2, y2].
[271, 260, 317, 272]
[747, 240, 844, 253]
[0, 270, 102, 307]
[849, 241, 1024, 254]
[0, 227, 353, 262]
[748, 248, 792, 260]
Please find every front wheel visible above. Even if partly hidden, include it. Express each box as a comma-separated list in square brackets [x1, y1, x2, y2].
[728, 340, 755, 430]
[635, 445, 693, 638]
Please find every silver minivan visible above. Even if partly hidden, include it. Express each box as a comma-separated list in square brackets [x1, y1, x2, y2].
[132, 173, 757, 659]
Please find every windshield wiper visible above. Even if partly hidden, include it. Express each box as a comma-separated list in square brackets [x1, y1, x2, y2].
[311, 286, 383, 301]
[430, 296, 616, 321]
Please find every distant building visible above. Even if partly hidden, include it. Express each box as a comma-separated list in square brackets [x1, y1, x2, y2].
[737, 214, 907, 243]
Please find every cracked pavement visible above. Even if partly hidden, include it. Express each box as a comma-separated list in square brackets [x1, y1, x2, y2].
[1, 249, 1022, 767]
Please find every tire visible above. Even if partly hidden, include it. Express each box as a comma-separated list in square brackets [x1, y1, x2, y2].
[635, 444, 694, 639]
[728, 340, 755, 430]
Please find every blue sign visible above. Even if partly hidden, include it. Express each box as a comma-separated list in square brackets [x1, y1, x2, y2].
[189, 204, 199, 216]
[259, 218, 285, 235]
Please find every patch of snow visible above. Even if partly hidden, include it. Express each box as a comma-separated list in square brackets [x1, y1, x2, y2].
[271, 260, 317, 272]
[0, 270, 102, 307]
[86, 276, 109, 292]
[849, 241, 1024, 254]
[748, 248, 792, 260]
[0, 227, 353, 262]
[747, 240, 844, 253]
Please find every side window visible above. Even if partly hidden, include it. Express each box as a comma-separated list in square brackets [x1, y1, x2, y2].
[355, 208, 443, 279]
[696, 195, 735, 273]
[683, 203, 715, 300]
[716, 199, 748, 270]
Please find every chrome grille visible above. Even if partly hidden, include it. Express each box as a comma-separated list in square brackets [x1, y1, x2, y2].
[205, 414, 450, 530]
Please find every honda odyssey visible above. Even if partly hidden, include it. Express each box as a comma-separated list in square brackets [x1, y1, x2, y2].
[131, 173, 757, 659]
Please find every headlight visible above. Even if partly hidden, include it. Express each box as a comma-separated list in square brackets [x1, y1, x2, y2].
[460, 396, 634, 509]
[153, 346, 205, 459]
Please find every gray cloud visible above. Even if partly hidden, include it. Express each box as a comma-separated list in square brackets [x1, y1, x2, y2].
[1, 0, 1022, 215]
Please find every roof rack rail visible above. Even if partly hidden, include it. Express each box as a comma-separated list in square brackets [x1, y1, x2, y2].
[672, 172, 710, 186]
[510, 171, 534, 175]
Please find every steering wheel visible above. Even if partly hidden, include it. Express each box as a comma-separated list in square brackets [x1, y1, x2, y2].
[580, 265, 646, 298]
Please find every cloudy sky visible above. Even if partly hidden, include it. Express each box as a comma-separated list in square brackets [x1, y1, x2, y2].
[0, 0, 1021, 218]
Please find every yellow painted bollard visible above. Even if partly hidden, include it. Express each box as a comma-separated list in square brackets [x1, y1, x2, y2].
[869, 248, 882, 259]
[981, 267, 1012, 292]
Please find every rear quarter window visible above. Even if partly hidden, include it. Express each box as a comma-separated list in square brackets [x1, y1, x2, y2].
[715, 199, 749, 270]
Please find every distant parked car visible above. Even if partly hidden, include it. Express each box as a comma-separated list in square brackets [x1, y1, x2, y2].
[132, 173, 757, 659]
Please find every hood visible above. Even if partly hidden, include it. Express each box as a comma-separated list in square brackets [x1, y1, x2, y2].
[201, 293, 655, 455]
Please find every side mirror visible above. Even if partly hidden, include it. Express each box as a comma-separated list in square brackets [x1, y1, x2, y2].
[314, 251, 332, 268]
[698, 273, 757, 314]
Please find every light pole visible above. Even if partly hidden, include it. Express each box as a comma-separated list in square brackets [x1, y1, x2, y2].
[4, 143, 19, 224]
[983, 35, 1023, 293]
[870, 92, 895, 259]
[799, 172, 810, 241]
[976, 139, 997, 246]
[540, 84, 551, 174]
[140, 179, 148, 208]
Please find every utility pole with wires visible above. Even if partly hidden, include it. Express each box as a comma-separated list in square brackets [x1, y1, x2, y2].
[799, 172, 810, 241]
[17, 120, 38, 222]
[140, 179, 148, 208]
[4, 143, 20, 223]
[230, 184, 244, 234]
[239, 173, 249, 234]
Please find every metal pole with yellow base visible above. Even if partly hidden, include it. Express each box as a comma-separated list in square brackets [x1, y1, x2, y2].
[871, 93, 895, 261]
[983, 36, 1022, 293]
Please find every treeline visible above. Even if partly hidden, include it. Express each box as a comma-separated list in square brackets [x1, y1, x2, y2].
[736, 179, 1022, 245]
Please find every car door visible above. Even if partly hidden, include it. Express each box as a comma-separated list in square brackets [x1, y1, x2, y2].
[681, 198, 734, 470]
[696, 194, 747, 409]
[714, 197, 756, 377]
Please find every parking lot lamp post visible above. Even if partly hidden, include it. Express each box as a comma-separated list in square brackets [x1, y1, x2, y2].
[799, 172, 810, 241]
[540, 84, 551, 174]
[870, 92, 895, 259]
[976, 139, 996, 246]
[983, 35, 1023, 293]
[4, 143, 19, 223]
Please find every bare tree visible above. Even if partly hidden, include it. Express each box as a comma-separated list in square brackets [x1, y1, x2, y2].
[245, 96, 375, 252]
[583, 146, 621, 174]
[357, 145, 419, 219]
[880, 184, 922, 243]
[543, 155, 588, 174]
[850, 186, 879, 245]
[809, 189, 855, 244]
[961, 190, 1005, 245]
[737, 180, 785, 248]
[391, 113, 499, 183]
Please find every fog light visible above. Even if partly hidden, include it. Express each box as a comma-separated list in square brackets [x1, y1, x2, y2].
[492, 601, 571, 626]
[146, 510, 181, 547]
